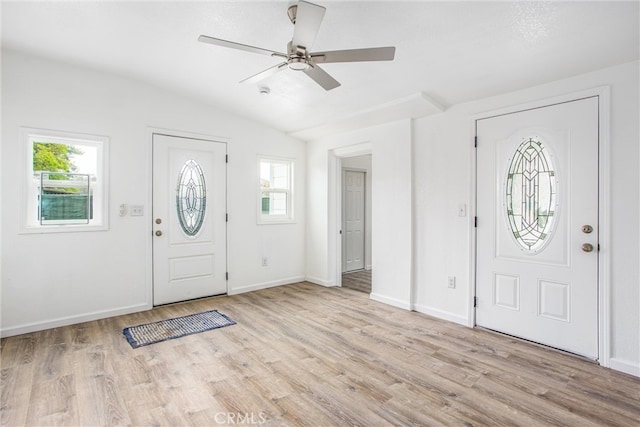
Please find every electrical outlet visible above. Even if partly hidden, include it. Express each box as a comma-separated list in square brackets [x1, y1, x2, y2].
[448, 276, 456, 289]
[262, 257, 268, 267]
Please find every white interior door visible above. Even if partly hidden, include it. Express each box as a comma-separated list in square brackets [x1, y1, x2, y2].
[153, 134, 227, 305]
[343, 170, 365, 272]
[476, 97, 599, 359]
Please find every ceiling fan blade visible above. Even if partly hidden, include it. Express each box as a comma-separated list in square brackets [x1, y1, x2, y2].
[198, 35, 286, 57]
[304, 64, 341, 91]
[240, 62, 288, 85]
[311, 46, 396, 64]
[291, 1, 326, 50]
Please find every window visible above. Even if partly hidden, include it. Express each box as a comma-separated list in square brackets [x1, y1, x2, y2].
[258, 157, 294, 223]
[505, 137, 558, 252]
[176, 159, 207, 237]
[22, 128, 108, 232]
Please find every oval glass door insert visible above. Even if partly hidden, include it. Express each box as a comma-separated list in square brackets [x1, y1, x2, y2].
[176, 159, 206, 236]
[505, 137, 558, 252]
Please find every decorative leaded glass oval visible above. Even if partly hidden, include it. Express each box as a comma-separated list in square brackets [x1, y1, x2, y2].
[176, 159, 206, 237]
[506, 137, 557, 252]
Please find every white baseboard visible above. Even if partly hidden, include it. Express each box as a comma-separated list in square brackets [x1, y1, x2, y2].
[370, 293, 411, 310]
[609, 357, 640, 377]
[228, 276, 306, 295]
[304, 276, 336, 287]
[0, 303, 151, 338]
[412, 304, 469, 326]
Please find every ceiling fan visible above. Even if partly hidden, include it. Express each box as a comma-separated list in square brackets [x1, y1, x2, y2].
[198, 0, 396, 91]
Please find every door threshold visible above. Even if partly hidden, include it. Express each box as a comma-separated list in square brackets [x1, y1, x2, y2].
[343, 269, 367, 275]
[475, 325, 599, 364]
[153, 292, 228, 308]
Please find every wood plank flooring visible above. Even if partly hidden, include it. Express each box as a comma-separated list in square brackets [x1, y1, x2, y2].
[2, 282, 639, 426]
[342, 270, 372, 294]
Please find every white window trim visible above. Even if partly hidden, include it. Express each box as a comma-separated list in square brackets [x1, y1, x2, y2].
[20, 127, 109, 233]
[257, 155, 295, 224]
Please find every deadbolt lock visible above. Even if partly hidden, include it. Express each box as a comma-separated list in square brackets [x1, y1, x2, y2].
[582, 225, 593, 234]
[155, 218, 162, 224]
[581, 243, 594, 253]
[155, 230, 162, 237]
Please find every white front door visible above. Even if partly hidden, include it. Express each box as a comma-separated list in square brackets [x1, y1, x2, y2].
[343, 170, 365, 272]
[152, 133, 227, 305]
[476, 96, 599, 359]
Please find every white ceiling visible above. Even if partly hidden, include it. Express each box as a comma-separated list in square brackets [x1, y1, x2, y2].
[2, 1, 638, 139]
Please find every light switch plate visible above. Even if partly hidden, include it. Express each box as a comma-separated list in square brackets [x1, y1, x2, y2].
[130, 205, 144, 216]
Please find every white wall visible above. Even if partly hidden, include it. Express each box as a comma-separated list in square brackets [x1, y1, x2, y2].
[341, 155, 372, 271]
[306, 120, 413, 309]
[413, 110, 471, 325]
[1, 49, 306, 336]
[413, 61, 639, 375]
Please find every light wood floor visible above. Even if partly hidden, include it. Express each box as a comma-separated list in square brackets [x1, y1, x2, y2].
[342, 270, 372, 293]
[2, 282, 639, 426]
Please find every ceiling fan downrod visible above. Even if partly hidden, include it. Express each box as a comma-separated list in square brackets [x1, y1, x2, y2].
[287, 4, 298, 24]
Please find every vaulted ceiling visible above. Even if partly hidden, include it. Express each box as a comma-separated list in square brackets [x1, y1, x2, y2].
[2, 1, 638, 139]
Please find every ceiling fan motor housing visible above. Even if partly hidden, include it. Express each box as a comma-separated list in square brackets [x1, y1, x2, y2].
[286, 41, 310, 70]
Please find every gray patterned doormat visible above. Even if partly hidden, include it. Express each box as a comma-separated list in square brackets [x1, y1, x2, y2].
[123, 309, 236, 348]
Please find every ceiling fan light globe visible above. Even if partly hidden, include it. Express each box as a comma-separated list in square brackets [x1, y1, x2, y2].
[288, 57, 309, 71]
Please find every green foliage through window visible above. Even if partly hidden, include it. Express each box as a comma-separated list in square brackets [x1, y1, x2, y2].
[33, 142, 84, 178]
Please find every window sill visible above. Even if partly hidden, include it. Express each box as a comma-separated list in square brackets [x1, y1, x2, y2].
[20, 224, 109, 234]
[257, 218, 296, 225]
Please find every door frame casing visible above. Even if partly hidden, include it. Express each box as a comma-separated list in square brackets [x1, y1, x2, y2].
[470, 86, 611, 367]
[331, 142, 373, 287]
[146, 127, 230, 307]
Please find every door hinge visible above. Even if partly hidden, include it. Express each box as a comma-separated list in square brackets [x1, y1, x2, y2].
[474, 216, 478, 228]
[474, 136, 477, 148]
[225, 154, 228, 163]
[474, 296, 478, 308]
[226, 213, 228, 222]
[226, 272, 229, 281]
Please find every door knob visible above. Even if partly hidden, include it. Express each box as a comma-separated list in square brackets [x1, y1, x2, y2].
[155, 218, 162, 224]
[155, 230, 162, 237]
[581, 243, 594, 252]
[582, 225, 593, 234]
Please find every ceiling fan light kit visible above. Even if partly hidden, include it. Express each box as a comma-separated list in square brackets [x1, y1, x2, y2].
[198, 0, 396, 91]
[288, 56, 310, 71]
